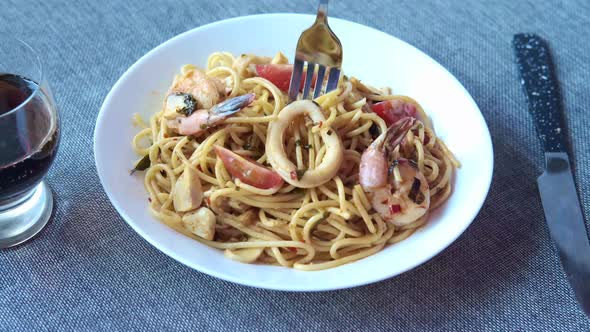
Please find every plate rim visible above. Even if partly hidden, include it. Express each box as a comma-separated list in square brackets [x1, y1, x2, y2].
[93, 13, 494, 291]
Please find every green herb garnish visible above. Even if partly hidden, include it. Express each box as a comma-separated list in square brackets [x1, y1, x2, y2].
[408, 177, 422, 204]
[295, 139, 312, 150]
[296, 168, 307, 180]
[130, 154, 150, 175]
[309, 211, 330, 233]
[200, 123, 208, 130]
[369, 123, 380, 138]
[171, 92, 197, 116]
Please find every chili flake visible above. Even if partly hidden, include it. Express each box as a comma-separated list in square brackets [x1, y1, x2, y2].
[389, 204, 401, 214]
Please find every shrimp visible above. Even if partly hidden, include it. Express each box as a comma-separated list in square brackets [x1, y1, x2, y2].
[167, 93, 255, 136]
[359, 117, 430, 226]
[170, 68, 225, 109]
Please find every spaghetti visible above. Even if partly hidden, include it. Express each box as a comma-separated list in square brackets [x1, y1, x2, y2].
[131, 52, 459, 271]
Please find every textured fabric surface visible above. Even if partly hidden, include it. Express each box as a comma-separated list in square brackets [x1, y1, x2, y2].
[1, 0, 589, 331]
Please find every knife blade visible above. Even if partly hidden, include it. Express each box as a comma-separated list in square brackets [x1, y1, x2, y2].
[514, 33, 590, 316]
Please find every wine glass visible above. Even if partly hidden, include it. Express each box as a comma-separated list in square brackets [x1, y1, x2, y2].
[0, 37, 60, 248]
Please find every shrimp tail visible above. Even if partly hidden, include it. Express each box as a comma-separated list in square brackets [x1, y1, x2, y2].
[360, 117, 414, 190]
[209, 93, 255, 118]
[383, 117, 415, 155]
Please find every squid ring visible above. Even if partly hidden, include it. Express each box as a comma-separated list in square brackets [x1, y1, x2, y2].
[266, 100, 343, 188]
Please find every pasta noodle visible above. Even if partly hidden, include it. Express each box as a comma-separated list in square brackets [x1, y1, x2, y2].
[131, 51, 458, 270]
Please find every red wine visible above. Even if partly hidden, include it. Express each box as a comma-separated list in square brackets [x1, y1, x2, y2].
[0, 73, 59, 202]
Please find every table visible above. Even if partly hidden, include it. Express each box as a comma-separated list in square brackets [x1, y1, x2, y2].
[2, 0, 589, 330]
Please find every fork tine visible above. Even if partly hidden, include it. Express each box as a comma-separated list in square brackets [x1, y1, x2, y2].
[301, 62, 316, 100]
[288, 58, 304, 102]
[325, 67, 341, 92]
[313, 65, 326, 99]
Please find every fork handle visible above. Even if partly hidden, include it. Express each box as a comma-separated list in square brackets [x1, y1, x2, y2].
[316, 0, 328, 23]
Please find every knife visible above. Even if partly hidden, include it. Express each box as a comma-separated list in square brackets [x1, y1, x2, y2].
[513, 33, 590, 316]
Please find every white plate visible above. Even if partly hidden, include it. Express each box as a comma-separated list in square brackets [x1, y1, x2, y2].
[94, 14, 493, 291]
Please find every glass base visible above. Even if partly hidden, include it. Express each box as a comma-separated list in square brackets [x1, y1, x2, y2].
[0, 181, 53, 248]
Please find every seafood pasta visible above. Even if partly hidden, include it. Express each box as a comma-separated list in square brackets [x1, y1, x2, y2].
[131, 51, 459, 271]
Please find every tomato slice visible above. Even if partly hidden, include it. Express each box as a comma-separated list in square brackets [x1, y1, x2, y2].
[214, 146, 284, 190]
[255, 64, 316, 92]
[371, 99, 418, 126]
[255, 64, 292, 92]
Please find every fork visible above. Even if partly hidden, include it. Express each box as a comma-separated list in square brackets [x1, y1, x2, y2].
[288, 0, 343, 102]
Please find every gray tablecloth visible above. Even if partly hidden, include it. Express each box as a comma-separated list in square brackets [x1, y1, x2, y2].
[2, 0, 589, 331]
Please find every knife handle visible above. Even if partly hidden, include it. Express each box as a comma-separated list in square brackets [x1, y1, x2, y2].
[513, 33, 566, 153]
